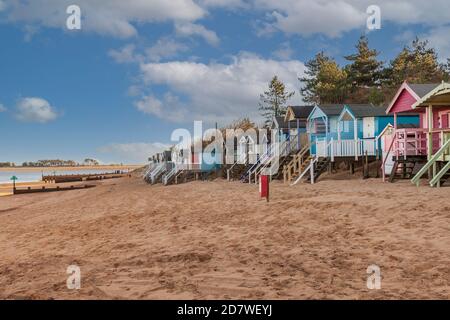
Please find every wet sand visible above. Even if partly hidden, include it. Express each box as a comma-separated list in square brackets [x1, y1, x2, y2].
[0, 175, 449, 299]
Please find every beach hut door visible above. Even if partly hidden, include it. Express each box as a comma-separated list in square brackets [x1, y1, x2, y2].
[363, 117, 375, 138]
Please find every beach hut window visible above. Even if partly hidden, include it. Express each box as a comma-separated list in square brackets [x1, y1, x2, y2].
[340, 121, 350, 133]
[344, 121, 350, 132]
[314, 120, 326, 134]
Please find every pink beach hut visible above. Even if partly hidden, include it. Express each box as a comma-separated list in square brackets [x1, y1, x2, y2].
[383, 81, 450, 186]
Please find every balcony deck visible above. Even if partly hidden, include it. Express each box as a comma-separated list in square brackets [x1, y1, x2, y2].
[315, 138, 379, 159]
[393, 128, 450, 161]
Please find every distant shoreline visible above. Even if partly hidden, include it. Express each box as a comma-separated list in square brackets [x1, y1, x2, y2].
[0, 165, 143, 173]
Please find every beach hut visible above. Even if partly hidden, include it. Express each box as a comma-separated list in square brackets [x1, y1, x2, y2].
[287, 103, 419, 185]
[408, 82, 450, 187]
[281, 104, 346, 184]
[336, 104, 419, 159]
[383, 81, 450, 185]
[308, 104, 418, 159]
[270, 105, 313, 146]
[164, 145, 222, 185]
[243, 107, 314, 184]
[284, 105, 315, 150]
[271, 116, 294, 142]
[307, 104, 345, 156]
[144, 150, 173, 184]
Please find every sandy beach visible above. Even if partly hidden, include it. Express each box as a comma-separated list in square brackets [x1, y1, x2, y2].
[0, 174, 449, 300]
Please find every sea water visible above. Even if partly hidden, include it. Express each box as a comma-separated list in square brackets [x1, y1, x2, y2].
[0, 169, 121, 184]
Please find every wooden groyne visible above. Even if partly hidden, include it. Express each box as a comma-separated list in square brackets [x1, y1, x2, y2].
[42, 172, 131, 183]
[14, 184, 96, 195]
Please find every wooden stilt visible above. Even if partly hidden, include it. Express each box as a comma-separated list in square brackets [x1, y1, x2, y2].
[363, 151, 369, 179]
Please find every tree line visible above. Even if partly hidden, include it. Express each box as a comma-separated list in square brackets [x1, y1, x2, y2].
[0, 159, 102, 167]
[259, 36, 450, 125]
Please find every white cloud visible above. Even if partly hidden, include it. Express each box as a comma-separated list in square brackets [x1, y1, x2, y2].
[5, 0, 450, 40]
[136, 53, 305, 123]
[375, 0, 450, 26]
[146, 38, 189, 62]
[108, 44, 142, 64]
[127, 85, 142, 97]
[254, 0, 365, 38]
[175, 22, 220, 46]
[16, 97, 58, 123]
[423, 26, 450, 62]
[272, 42, 294, 60]
[4, 0, 206, 38]
[98, 142, 170, 163]
[394, 30, 416, 44]
[0, 0, 6, 12]
[135, 93, 188, 122]
[198, 0, 248, 8]
[252, 0, 450, 38]
[109, 38, 189, 65]
[0, 103, 6, 112]
[135, 95, 163, 116]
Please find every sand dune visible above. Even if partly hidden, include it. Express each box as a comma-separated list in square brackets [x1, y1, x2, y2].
[0, 176, 449, 299]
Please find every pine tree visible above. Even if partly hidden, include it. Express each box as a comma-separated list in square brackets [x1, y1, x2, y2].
[443, 59, 450, 81]
[386, 37, 446, 85]
[344, 35, 383, 88]
[259, 76, 295, 125]
[300, 52, 347, 104]
[300, 52, 329, 104]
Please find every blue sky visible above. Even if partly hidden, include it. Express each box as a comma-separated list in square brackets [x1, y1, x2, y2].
[1, 0, 449, 164]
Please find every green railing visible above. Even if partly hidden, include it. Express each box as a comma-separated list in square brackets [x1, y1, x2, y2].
[429, 161, 450, 187]
[411, 139, 450, 187]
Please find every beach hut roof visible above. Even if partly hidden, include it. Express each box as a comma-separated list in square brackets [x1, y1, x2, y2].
[286, 105, 315, 120]
[317, 104, 346, 116]
[344, 104, 387, 118]
[408, 83, 441, 98]
[386, 82, 440, 113]
[412, 82, 450, 109]
[271, 116, 285, 129]
[272, 116, 302, 129]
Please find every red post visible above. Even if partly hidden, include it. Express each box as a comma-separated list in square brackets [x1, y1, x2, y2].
[259, 175, 269, 202]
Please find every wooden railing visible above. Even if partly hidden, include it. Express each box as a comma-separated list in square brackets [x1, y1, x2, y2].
[391, 128, 450, 160]
[162, 166, 179, 185]
[412, 138, 450, 187]
[150, 163, 166, 184]
[291, 156, 319, 186]
[283, 144, 310, 184]
[382, 135, 396, 182]
[242, 135, 298, 183]
[393, 128, 427, 159]
[315, 138, 378, 159]
[252, 135, 300, 183]
[227, 152, 247, 181]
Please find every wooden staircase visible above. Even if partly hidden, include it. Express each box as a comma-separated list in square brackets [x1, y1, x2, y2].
[275, 155, 294, 180]
[226, 163, 251, 181]
[291, 156, 330, 185]
[389, 160, 415, 182]
[242, 135, 300, 184]
[389, 157, 426, 183]
[283, 145, 311, 184]
[436, 161, 450, 186]
[306, 158, 330, 183]
[412, 139, 450, 187]
[439, 170, 450, 186]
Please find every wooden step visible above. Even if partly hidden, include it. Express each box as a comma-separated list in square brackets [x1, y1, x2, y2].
[390, 160, 418, 182]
